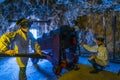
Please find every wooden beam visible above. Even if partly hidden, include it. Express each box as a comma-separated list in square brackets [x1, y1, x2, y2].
[8, 20, 49, 23]
[0, 53, 46, 58]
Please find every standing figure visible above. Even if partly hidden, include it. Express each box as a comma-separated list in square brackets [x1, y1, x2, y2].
[80, 37, 108, 73]
[0, 18, 42, 80]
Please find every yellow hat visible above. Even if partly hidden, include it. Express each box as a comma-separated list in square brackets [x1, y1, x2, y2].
[16, 18, 30, 28]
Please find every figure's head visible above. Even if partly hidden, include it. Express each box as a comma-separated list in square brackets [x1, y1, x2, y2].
[96, 37, 104, 45]
[16, 18, 32, 32]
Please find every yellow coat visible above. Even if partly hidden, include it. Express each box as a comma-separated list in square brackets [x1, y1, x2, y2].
[83, 44, 108, 66]
[0, 29, 41, 67]
[0, 32, 16, 52]
[15, 29, 41, 67]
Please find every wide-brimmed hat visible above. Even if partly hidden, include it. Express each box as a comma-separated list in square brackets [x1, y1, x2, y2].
[16, 18, 31, 28]
[96, 37, 104, 42]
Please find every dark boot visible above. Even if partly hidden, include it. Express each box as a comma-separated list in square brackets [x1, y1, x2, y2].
[74, 64, 80, 71]
[89, 69, 99, 73]
[88, 59, 100, 74]
[19, 67, 27, 80]
[117, 70, 120, 76]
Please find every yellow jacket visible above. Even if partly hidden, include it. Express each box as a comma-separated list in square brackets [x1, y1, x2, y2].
[0, 29, 41, 67]
[83, 44, 108, 66]
[0, 32, 16, 53]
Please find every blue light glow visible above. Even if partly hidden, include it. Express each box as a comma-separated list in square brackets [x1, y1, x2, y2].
[0, 0, 5, 3]
[29, 29, 37, 39]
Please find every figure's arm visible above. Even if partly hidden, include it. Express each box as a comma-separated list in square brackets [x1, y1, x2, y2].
[34, 43, 42, 56]
[80, 43, 98, 53]
[83, 44, 98, 52]
[29, 32, 42, 56]
[0, 32, 16, 55]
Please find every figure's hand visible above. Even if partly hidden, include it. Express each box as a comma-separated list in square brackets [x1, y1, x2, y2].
[37, 50, 42, 56]
[89, 56, 96, 60]
[80, 43, 84, 46]
[5, 50, 16, 56]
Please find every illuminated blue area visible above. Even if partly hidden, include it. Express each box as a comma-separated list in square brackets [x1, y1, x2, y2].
[0, 0, 5, 3]
[0, 57, 120, 80]
[0, 58, 57, 80]
[102, 0, 113, 4]
[29, 29, 38, 39]
[78, 57, 120, 73]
